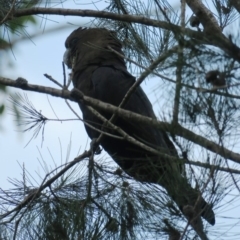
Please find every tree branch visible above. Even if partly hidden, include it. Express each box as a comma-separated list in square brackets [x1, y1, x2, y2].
[1, 76, 240, 165]
[229, 0, 240, 14]
[186, 0, 221, 32]
[9, 7, 240, 62]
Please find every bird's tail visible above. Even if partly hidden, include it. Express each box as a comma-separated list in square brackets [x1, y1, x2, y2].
[160, 170, 215, 225]
[179, 182, 215, 225]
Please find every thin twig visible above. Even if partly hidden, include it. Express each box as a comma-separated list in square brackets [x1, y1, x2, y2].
[85, 104, 162, 156]
[1, 77, 240, 164]
[107, 47, 240, 97]
[62, 62, 66, 88]
[172, 0, 186, 125]
[11, 7, 240, 62]
[64, 100, 123, 140]
[180, 169, 214, 240]
[44, 73, 63, 88]
[107, 45, 176, 83]
[0, 0, 16, 25]
[0, 151, 91, 222]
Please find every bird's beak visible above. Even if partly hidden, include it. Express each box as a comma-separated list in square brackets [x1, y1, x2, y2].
[63, 49, 72, 68]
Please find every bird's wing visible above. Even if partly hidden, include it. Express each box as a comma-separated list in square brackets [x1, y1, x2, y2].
[90, 66, 176, 155]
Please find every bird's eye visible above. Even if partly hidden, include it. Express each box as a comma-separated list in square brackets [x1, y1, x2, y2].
[70, 38, 79, 47]
[66, 37, 79, 49]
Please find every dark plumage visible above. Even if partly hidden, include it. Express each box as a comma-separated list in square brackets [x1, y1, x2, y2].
[64, 27, 215, 226]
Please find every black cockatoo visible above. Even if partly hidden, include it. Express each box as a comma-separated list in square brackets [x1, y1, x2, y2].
[63, 27, 215, 226]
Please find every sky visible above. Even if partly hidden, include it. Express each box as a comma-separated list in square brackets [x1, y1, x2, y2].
[0, 0, 239, 239]
[0, 1, 108, 188]
[0, 0, 169, 189]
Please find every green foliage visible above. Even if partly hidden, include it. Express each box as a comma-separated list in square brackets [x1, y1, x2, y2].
[6, 15, 36, 33]
[0, 0, 38, 49]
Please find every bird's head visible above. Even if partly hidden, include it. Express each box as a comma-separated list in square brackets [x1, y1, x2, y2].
[63, 27, 125, 72]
